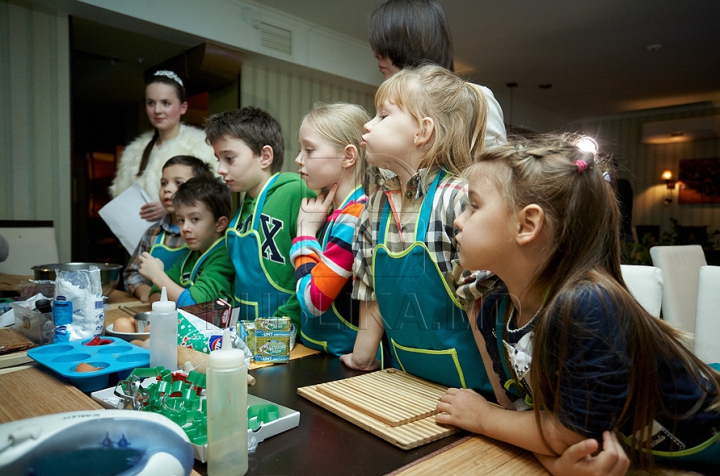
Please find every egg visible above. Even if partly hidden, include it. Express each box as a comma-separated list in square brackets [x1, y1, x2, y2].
[113, 317, 137, 333]
[75, 362, 101, 372]
[129, 339, 145, 347]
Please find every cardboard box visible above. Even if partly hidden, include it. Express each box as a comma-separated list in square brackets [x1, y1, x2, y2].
[240, 318, 291, 363]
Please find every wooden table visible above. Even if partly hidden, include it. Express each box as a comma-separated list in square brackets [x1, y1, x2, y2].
[0, 354, 545, 476]
[0, 353, 698, 475]
[0, 289, 698, 476]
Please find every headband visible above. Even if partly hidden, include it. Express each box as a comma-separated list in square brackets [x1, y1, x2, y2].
[153, 70, 184, 87]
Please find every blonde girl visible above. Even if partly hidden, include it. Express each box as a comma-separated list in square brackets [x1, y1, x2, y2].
[291, 102, 377, 356]
[340, 64, 496, 396]
[439, 134, 720, 475]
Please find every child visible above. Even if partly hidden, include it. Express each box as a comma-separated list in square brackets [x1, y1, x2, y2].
[367, 0, 506, 149]
[124, 155, 214, 302]
[340, 64, 496, 396]
[290, 102, 378, 356]
[139, 176, 234, 307]
[437, 135, 720, 474]
[205, 107, 316, 331]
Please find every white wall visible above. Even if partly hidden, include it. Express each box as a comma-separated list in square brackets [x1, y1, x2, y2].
[0, 0, 71, 262]
[240, 59, 375, 172]
[1, 0, 378, 265]
[75, 0, 380, 89]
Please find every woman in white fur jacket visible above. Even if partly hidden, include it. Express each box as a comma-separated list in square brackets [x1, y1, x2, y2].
[109, 70, 217, 222]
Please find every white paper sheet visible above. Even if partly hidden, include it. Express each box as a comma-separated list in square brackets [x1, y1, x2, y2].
[98, 182, 154, 255]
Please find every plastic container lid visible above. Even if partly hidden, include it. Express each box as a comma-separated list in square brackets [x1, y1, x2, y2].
[152, 287, 176, 312]
[209, 328, 246, 370]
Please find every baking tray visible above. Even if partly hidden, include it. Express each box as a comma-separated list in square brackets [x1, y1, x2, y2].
[27, 337, 149, 392]
[91, 385, 300, 462]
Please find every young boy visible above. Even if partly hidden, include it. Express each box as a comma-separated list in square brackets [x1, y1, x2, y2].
[205, 107, 316, 332]
[139, 176, 234, 306]
[124, 155, 215, 302]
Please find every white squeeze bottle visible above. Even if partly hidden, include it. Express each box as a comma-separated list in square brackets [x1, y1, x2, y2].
[207, 327, 248, 476]
[149, 287, 178, 370]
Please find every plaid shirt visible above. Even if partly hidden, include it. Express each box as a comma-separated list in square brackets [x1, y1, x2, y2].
[123, 215, 184, 294]
[352, 167, 497, 307]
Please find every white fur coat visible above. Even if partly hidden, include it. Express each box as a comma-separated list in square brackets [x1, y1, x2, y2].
[109, 124, 217, 201]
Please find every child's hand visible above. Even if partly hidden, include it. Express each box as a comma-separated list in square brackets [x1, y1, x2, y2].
[296, 184, 337, 238]
[537, 431, 630, 476]
[138, 252, 165, 283]
[436, 387, 490, 434]
[140, 201, 167, 222]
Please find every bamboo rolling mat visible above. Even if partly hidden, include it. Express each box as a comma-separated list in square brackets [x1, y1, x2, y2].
[389, 433, 698, 476]
[0, 328, 36, 368]
[315, 369, 446, 427]
[0, 365, 104, 424]
[0, 327, 36, 354]
[298, 369, 458, 450]
[388, 435, 548, 476]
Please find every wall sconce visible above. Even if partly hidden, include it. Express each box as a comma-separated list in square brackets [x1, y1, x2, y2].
[661, 170, 675, 204]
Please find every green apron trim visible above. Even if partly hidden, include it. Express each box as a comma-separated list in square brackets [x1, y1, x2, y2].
[619, 428, 720, 458]
[320, 184, 365, 331]
[299, 330, 328, 353]
[178, 237, 226, 287]
[371, 241, 463, 309]
[497, 296, 522, 399]
[227, 173, 293, 300]
[390, 338, 466, 388]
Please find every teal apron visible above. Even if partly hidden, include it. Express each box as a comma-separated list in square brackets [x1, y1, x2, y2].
[149, 228, 189, 271]
[227, 174, 293, 321]
[372, 170, 491, 394]
[178, 237, 226, 288]
[299, 186, 385, 365]
[496, 296, 531, 405]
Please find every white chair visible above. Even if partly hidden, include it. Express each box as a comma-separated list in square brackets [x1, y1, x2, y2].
[693, 265, 720, 363]
[0, 221, 59, 276]
[620, 264, 664, 318]
[649, 245, 707, 334]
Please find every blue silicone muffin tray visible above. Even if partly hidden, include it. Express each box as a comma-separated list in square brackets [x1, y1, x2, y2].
[28, 337, 150, 392]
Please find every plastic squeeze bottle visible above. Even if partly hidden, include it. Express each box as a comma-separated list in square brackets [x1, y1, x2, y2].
[207, 327, 248, 476]
[149, 287, 178, 370]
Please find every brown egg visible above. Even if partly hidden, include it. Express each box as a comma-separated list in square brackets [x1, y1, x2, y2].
[142, 339, 151, 350]
[113, 317, 137, 333]
[75, 362, 101, 372]
[144, 323, 150, 332]
[129, 339, 145, 347]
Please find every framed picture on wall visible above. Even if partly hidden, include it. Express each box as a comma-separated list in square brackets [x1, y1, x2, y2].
[678, 158, 720, 204]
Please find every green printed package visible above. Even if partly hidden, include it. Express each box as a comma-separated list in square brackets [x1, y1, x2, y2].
[177, 309, 226, 353]
[240, 317, 291, 363]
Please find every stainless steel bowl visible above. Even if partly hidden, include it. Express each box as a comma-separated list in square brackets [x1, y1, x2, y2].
[32, 262, 123, 296]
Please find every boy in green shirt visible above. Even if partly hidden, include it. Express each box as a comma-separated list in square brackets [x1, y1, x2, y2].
[140, 176, 234, 306]
[205, 107, 316, 331]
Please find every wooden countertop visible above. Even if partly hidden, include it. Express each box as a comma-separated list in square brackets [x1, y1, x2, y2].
[0, 365, 103, 424]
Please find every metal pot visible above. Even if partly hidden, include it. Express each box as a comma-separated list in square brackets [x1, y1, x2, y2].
[32, 262, 123, 297]
[117, 305, 151, 332]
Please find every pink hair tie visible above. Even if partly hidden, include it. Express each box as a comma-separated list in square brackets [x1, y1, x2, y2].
[574, 160, 587, 174]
